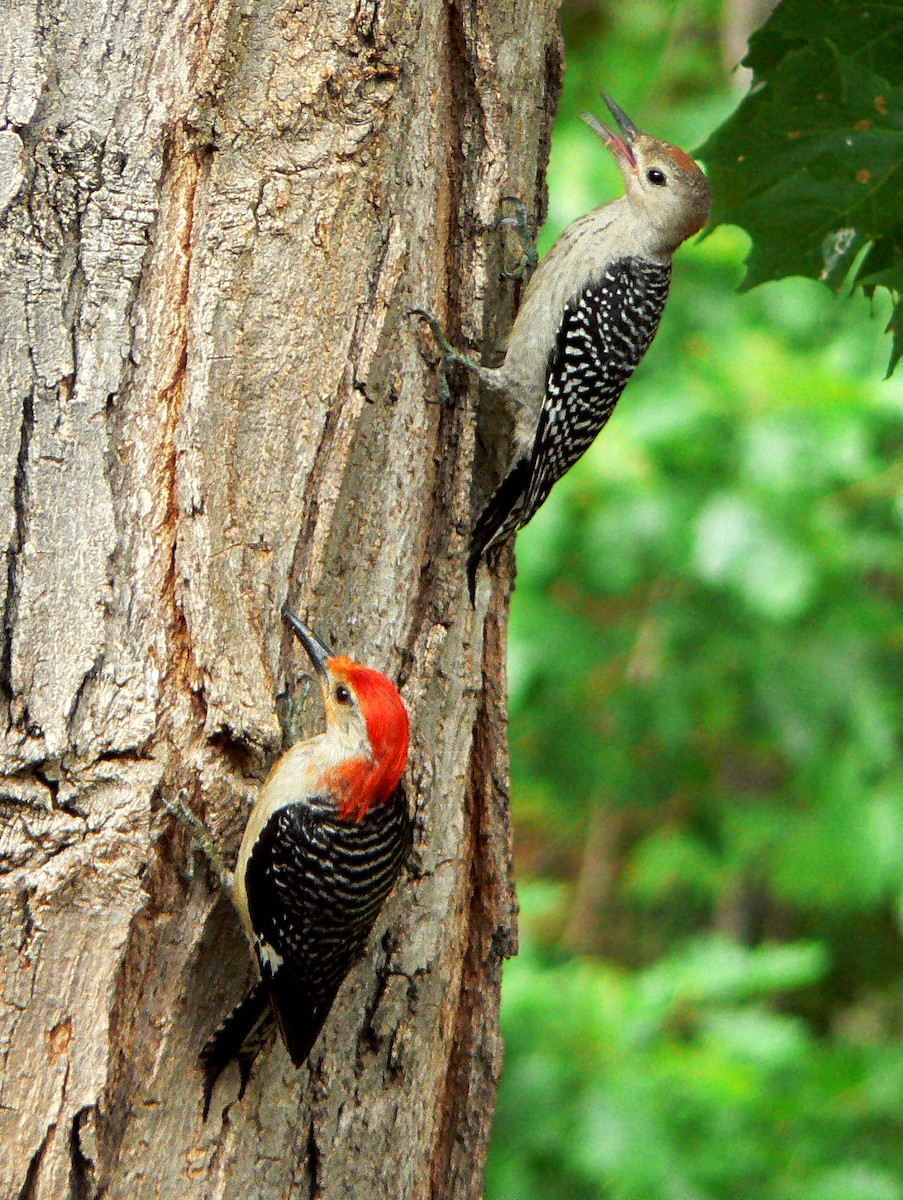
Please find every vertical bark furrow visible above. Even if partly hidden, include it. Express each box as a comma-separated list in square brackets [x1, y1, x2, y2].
[69, 1104, 97, 1200]
[429, 582, 517, 1200]
[0, 389, 33, 709]
[16, 1121, 53, 1200]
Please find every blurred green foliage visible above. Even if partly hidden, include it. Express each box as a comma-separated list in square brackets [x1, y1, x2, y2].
[485, 3, 903, 1197]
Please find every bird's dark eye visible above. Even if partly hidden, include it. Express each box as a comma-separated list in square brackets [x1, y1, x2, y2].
[647, 168, 667, 186]
[335, 684, 352, 705]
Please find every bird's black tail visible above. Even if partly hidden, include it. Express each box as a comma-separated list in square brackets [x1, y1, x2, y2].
[467, 457, 531, 603]
[200, 980, 274, 1119]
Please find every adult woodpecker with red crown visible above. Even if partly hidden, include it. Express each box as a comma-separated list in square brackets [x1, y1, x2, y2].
[167, 608, 412, 1116]
[411, 93, 711, 600]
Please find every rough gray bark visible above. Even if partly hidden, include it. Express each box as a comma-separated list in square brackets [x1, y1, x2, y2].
[0, 2, 562, 1197]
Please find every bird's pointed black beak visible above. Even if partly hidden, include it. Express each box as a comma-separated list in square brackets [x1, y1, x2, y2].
[283, 607, 332, 678]
[581, 92, 639, 172]
[601, 93, 640, 144]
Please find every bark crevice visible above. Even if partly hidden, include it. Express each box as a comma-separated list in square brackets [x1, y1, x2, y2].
[17, 1123, 53, 1200]
[428, 584, 516, 1200]
[1, 389, 33, 710]
[68, 1105, 97, 1200]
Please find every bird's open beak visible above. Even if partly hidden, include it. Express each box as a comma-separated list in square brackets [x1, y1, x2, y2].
[581, 92, 639, 171]
[283, 608, 332, 679]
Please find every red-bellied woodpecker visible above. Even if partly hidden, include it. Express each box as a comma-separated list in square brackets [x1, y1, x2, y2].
[412, 94, 711, 601]
[167, 609, 411, 1116]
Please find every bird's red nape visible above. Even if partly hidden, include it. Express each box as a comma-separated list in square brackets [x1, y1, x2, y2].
[327, 657, 410, 822]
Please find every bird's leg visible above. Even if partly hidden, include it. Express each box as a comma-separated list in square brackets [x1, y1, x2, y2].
[408, 308, 482, 404]
[163, 790, 234, 897]
[498, 196, 538, 281]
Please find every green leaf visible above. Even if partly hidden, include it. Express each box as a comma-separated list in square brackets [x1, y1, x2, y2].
[859, 262, 903, 377]
[697, 0, 903, 374]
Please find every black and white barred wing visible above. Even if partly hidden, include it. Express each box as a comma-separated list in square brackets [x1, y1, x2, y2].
[244, 788, 411, 1066]
[521, 256, 671, 524]
[467, 257, 671, 596]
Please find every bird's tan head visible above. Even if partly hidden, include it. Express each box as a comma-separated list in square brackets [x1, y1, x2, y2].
[284, 609, 409, 822]
[583, 93, 711, 253]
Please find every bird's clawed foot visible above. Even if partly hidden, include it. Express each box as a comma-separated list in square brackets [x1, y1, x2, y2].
[498, 196, 538, 281]
[408, 308, 480, 404]
[163, 789, 234, 896]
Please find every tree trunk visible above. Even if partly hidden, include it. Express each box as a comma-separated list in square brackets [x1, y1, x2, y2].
[0, 1, 562, 1197]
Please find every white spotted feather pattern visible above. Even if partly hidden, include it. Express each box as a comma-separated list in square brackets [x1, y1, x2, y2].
[469, 256, 671, 579]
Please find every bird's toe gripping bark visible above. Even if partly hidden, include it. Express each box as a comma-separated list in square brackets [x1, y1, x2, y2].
[498, 196, 538, 281]
[163, 790, 234, 896]
[408, 307, 480, 404]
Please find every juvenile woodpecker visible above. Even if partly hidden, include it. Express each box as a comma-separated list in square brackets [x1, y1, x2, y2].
[412, 94, 711, 600]
[172, 609, 412, 1115]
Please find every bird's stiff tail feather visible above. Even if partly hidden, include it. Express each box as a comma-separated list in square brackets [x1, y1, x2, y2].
[200, 980, 274, 1119]
[467, 456, 531, 603]
[267, 965, 337, 1070]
